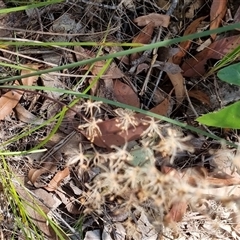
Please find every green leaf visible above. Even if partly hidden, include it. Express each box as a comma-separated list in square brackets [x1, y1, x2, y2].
[217, 62, 240, 86]
[130, 147, 154, 166]
[196, 101, 240, 129]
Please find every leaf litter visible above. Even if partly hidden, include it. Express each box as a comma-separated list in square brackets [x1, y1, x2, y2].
[1, 0, 240, 239]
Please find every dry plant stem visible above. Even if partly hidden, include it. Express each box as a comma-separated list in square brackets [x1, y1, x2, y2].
[0, 26, 119, 38]
[34, 8, 43, 36]
[0, 37, 91, 59]
[149, 0, 179, 106]
[40, 131, 77, 164]
[147, 67, 164, 108]
[76, 0, 118, 10]
[0, 48, 58, 67]
[147, 27, 165, 107]
[51, 211, 81, 240]
[166, 0, 179, 16]
[139, 54, 158, 96]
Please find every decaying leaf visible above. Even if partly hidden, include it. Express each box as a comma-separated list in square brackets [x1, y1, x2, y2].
[132, 22, 154, 44]
[41, 73, 66, 99]
[136, 63, 149, 75]
[131, 22, 155, 61]
[173, 16, 208, 64]
[134, 13, 170, 28]
[188, 89, 210, 105]
[80, 113, 147, 148]
[15, 103, 44, 125]
[182, 35, 240, 77]
[0, 64, 39, 120]
[113, 79, 140, 107]
[161, 166, 188, 223]
[167, 57, 185, 105]
[28, 162, 57, 188]
[150, 97, 171, 116]
[85, 60, 123, 80]
[210, 0, 227, 40]
[81, 99, 171, 148]
[45, 167, 70, 192]
[0, 90, 22, 120]
[158, 47, 180, 61]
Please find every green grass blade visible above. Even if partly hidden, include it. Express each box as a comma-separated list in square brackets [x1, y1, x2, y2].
[1, 23, 240, 84]
[0, 84, 237, 148]
[0, 0, 64, 14]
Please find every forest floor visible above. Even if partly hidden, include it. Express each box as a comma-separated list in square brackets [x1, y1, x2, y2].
[1, 0, 240, 239]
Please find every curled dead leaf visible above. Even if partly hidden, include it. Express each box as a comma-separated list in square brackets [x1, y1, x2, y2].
[45, 167, 70, 192]
[28, 162, 57, 188]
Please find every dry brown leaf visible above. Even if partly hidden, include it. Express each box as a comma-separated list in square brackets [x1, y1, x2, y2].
[173, 16, 208, 65]
[82, 99, 170, 148]
[45, 167, 70, 192]
[80, 113, 148, 148]
[167, 57, 185, 105]
[113, 79, 140, 107]
[28, 162, 57, 188]
[74, 45, 94, 61]
[0, 90, 22, 120]
[188, 89, 210, 105]
[210, 0, 227, 40]
[134, 13, 170, 28]
[150, 97, 170, 116]
[19, 65, 40, 85]
[15, 103, 44, 124]
[0, 64, 39, 120]
[131, 22, 155, 61]
[182, 35, 240, 77]
[28, 168, 49, 186]
[133, 22, 154, 44]
[136, 63, 149, 75]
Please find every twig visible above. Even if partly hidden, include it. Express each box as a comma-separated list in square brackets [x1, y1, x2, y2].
[76, 0, 118, 10]
[166, 0, 179, 16]
[148, 0, 179, 107]
[139, 54, 158, 96]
